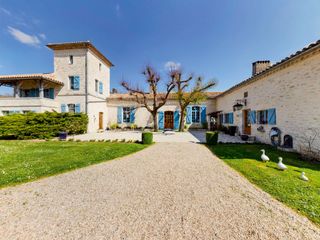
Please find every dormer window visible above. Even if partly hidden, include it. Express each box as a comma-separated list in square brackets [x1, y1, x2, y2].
[69, 55, 73, 64]
[99, 63, 102, 71]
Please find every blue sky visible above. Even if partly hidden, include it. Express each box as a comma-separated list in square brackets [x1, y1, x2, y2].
[1, 0, 320, 95]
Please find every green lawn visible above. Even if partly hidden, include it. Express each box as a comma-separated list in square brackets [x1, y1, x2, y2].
[209, 144, 320, 225]
[0, 141, 146, 188]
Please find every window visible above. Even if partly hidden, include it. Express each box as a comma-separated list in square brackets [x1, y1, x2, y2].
[223, 113, 233, 124]
[123, 107, 131, 123]
[257, 110, 268, 124]
[69, 76, 80, 90]
[99, 81, 103, 94]
[20, 89, 39, 97]
[44, 88, 54, 99]
[69, 55, 73, 64]
[95, 80, 99, 92]
[68, 104, 75, 113]
[257, 108, 276, 125]
[99, 63, 102, 71]
[192, 106, 200, 123]
[244, 91, 248, 98]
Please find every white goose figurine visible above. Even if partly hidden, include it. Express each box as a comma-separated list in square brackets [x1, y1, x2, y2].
[260, 149, 270, 162]
[277, 157, 287, 170]
[300, 172, 309, 181]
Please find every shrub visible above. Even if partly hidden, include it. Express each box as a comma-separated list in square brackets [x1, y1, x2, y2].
[142, 132, 153, 144]
[206, 131, 219, 145]
[130, 124, 138, 130]
[0, 112, 88, 140]
[110, 123, 118, 130]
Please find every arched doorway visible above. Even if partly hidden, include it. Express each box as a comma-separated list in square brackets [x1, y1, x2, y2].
[164, 111, 174, 129]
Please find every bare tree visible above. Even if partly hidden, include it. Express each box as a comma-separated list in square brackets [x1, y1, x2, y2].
[170, 68, 216, 131]
[121, 66, 175, 131]
[297, 128, 320, 161]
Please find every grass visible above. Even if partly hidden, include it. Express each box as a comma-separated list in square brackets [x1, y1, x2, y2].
[0, 140, 146, 189]
[209, 144, 320, 225]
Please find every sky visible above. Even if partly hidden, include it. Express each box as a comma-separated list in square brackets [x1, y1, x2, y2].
[0, 0, 320, 95]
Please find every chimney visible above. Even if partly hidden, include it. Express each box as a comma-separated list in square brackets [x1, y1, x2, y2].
[252, 60, 271, 76]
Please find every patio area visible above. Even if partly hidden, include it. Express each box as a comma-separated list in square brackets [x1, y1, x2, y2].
[70, 130, 248, 143]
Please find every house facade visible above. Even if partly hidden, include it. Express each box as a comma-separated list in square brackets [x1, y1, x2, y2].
[0, 39, 320, 151]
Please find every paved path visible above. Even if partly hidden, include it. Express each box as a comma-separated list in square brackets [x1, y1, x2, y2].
[1, 143, 319, 240]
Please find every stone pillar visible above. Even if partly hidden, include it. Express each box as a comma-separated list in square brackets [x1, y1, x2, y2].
[39, 80, 44, 98]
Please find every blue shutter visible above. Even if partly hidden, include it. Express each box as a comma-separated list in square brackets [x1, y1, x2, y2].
[230, 113, 234, 124]
[201, 106, 206, 124]
[158, 111, 164, 130]
[117, 107, 122, 123]
[249, 110, 256, 124]
[74, 76, 80, 90]
[30, 89, 35, 97]
[130, 107, 136, 123]
[75, 104, 81, 113]
[61, 104, 66, 113]
[99, 82, 103, 94]
[49, 88, 54, 99]
[186, 106, 192, 124]
[268, 108, 276, 125]
[174, 111, 180, 129]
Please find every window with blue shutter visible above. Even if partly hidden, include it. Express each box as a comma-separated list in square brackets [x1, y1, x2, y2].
[201, 106, 207, 124]
[99, 82, 103, 94]
[130, 107, 136, 123]
[61, 104, 66, 113]
[268, 108, 276, 125]
[158, 111, 164, 130]
[230, 113, 234, 124]
[117, 107, 123, 123]
[49, 88, 54, 99]
[174, 111, 180, 129]
[249, 110, 256, 124]
[186, 106, 192, 124]
[75, 104, 81, 113]
[70, 76, 80, 90]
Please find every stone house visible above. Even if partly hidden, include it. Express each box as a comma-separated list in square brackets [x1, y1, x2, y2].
[0, 39, 320, 152]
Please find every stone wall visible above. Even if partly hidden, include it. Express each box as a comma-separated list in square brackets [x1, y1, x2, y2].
[215, 51, 320, 150]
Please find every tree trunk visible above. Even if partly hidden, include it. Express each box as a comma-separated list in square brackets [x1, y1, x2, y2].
[152, 112, 158, 132]
[179, 107, 186, 132]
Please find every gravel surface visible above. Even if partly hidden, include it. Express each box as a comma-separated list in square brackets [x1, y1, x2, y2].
[0, 142, 319, 240]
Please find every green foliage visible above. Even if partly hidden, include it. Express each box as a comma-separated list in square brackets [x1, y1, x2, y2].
[206, 131, 219, 145]
[130, 123, 138, 130]
[0, 112, 88, 139]
[209, 144, 320, 226]
[142, 132, 153, 144]
[0, 141, 147, 188]
[110, 123, 118, 130]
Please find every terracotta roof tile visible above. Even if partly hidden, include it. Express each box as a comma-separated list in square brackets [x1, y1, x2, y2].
[0, 73, 64, 85]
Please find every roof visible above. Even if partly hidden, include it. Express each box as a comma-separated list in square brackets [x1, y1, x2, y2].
[107, 92, 221, 101]
[0, 73, 64, 86]
[215, 39, 320, 98]
[46, 41, 114, 67]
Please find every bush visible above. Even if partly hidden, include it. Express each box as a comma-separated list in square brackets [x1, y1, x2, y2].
[142, 132, 153, 144]
[130, 124, 138, 130]
[110, 123, 118, 130]
[206, 131, 219, 145]
[0, 112, 88, 140]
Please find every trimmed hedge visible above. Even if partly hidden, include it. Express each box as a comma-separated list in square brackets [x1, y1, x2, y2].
[206, 131, 219, 145]
[0, 112, 88, 139]
[142, 132, 153, 144]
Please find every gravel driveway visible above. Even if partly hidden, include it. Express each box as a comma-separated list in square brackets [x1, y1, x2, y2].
[0, 143, 319, 239]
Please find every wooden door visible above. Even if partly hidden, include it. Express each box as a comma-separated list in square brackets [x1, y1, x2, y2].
[243, 110, 251, 135]
[164, 111, 174, 129]
[99, 112, 103, 129]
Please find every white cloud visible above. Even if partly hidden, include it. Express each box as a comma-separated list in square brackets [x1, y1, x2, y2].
[164, 61, 181, 71]
[7, 26, 41, 47]
[39, 33, 46, 40]
[0, 7, 11, 16]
